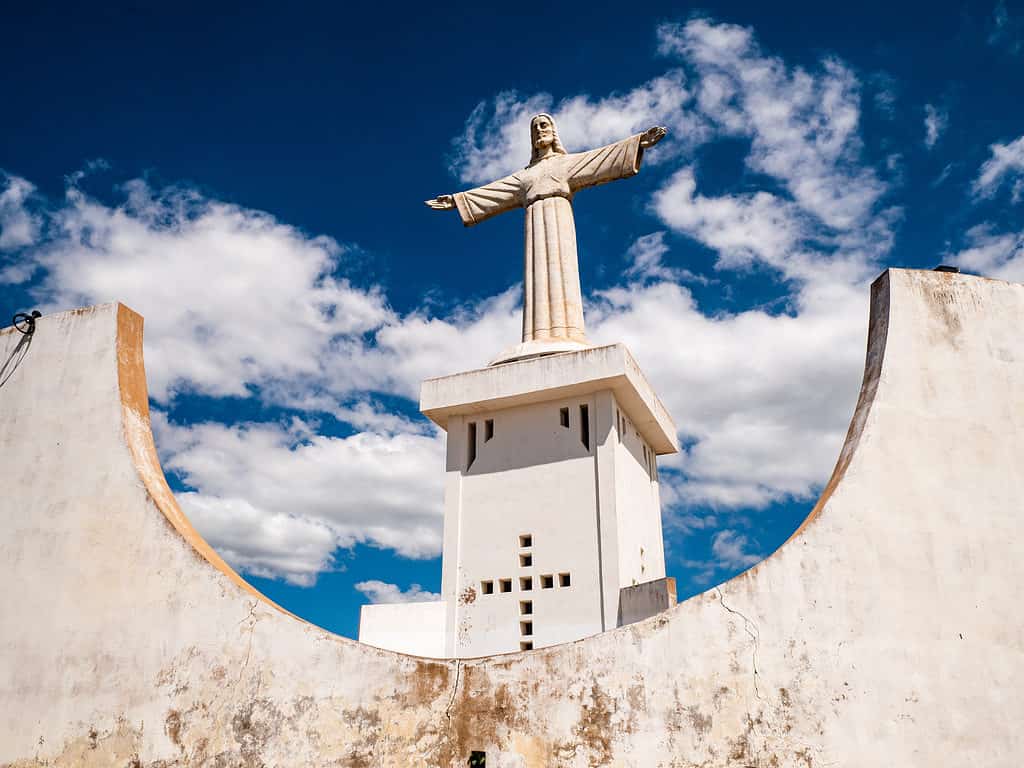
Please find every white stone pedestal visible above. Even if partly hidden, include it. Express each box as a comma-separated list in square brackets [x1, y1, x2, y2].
[420, 344, 678, 657]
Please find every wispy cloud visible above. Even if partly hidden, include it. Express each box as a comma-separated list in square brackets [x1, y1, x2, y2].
[949, 224, 1024, 283]
[0, 174, 41, 278]
[924, 104, 948, 150]
[355, 580, 441, 604]
[658, 19, 888, 233]
[988, 0, 1023, 55]
[869, 72, 898, 119]
[624, 231, 709, 284]
[710, 529, 763, 569]
[973, 134, 1024, 202]
[674, 528, 762, 585]
[931, 163, 955, 188]
[951, 137, 1024, 281]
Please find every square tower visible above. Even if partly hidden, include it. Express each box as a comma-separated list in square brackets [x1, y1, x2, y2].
[420, 344, 678, 657]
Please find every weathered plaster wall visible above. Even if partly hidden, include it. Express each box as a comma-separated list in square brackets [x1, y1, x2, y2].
[1, 269, 1022, 767]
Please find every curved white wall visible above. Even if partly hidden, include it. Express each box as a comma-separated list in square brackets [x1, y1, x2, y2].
[0, 269, 1022, 767]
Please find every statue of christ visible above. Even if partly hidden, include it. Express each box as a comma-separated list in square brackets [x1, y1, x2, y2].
[426, 113, 667, 364]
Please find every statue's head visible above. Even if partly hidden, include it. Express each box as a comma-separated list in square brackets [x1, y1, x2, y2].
[529, 113, 567, 164]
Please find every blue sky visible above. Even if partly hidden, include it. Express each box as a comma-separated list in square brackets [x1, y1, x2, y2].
[2, 1, 1022, 640]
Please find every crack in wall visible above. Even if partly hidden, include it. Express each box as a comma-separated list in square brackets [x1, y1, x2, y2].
[715, 588, 762, 701]
[442, 658, 463, 760]
[236, 601, 260, 687]
[444, 658, 462, 722]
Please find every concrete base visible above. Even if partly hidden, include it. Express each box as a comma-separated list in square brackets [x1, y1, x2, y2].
[421, 342, 679, 455]
[618, 576, 677, 627]
[489, 338, 593, 366]
[358, 600, 446, 657]
[420, 343, 677, 656]
[2, 270, 1023, 766]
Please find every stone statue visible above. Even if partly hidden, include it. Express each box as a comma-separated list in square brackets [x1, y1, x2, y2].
[427, 113, 667, 363]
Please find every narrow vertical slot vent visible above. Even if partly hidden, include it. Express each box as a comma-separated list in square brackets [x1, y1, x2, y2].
[467, 422, 477, 470]
[580, 404, 590, 450]
[484, 418, 494, 442]
[559, 407, 570, 428]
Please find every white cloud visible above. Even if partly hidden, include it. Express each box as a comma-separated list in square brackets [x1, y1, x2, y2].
[154, 412, 446, 583]
[624, 231, 708, 284]
[973, 135, 1024, 202]
[589, 276, 866, 510]
[870, 73, 898, 120]
[2, 174, 516, 405]
[923, 104, 947, 150]
[710, 529, 762, 569]
[0, 175, 42, 278]
[326, 288, 520, 399]
[651, 167, 808, 276]
[6, 177, 395, 402]
[658, 19, 887, 231]
[450, 19, 887, 237]
[931, 163, 954, 188]
[448, 71, 704, 185]
[949, 223, 1024, 283]
[954, 136, 1024, 284]
[671, 526, 761, 584]
[988, 0, 1023, 55]
[355, 580, 441, 604]
[178, 494, 339, 586]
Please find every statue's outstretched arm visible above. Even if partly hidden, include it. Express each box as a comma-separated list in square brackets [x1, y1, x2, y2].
[426, 174, 522, 227]
[424, 194, 456, 210]
[640, 126, 668, 148]
[568, 127, 667, 192]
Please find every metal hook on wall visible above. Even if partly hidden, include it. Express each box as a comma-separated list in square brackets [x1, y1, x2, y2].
[12, 310, 42, 335]
[1, 310, 43, 391]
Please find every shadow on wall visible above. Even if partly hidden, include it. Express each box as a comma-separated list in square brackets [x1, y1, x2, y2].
[0, 311, 41, 390]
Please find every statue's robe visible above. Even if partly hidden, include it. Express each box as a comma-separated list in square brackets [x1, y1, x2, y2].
[453, 134, 645, 344]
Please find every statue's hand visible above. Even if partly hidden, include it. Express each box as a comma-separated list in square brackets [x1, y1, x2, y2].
[424, 194, 456, 210]
[640, 126, 668, 148]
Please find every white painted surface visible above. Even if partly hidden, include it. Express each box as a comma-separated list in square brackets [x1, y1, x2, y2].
[434, 377, 670, 657]
[420, 342, 679, 455]
[358, 601, 446, 657]
[618, 577, 677, 626]
[1, 270, 1023, 767]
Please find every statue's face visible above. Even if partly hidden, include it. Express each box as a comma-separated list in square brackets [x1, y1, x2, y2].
[532, 116, 555, 150]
